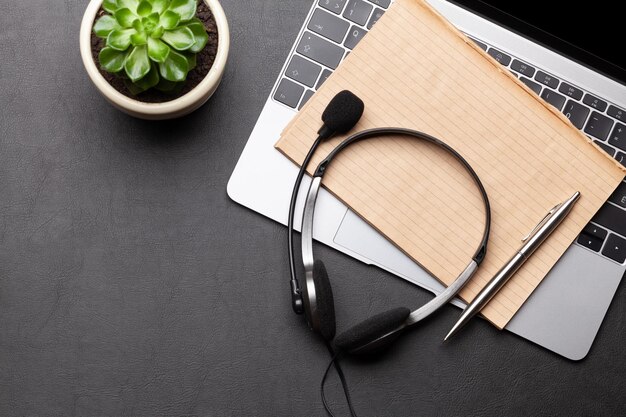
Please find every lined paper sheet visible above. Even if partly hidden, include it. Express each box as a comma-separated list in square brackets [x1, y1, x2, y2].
[275, 0, 625, 328]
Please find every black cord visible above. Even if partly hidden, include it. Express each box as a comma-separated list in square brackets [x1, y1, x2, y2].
[321, 342, 358, 417]
[288, 135, 324, 312]
[321, 351, 339, 417]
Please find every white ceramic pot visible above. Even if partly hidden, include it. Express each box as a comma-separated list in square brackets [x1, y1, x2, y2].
[80, 0, 229, 120]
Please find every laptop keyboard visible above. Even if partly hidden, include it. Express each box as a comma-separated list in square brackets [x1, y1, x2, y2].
[273, 0, 390, 110]
[272, 0, 626, 265]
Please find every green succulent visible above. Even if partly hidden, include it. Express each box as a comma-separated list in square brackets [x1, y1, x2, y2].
[93, 0, 209, 94]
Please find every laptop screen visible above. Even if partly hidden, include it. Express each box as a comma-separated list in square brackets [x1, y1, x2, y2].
[451, 1, 626, 86]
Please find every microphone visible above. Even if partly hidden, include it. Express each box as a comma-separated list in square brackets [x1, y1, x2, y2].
[288, 90, 365, 314]
[318, 90, 365, 140]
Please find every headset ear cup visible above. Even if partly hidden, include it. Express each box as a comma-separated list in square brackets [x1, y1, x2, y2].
[335, 307, 411, 354]
[313, 260, 337, 341]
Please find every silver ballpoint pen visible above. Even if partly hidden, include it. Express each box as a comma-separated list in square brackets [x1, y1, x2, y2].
[444, 191, 581, 341]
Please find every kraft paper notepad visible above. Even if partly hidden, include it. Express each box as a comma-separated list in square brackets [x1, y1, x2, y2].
[275, 0, 625, 328]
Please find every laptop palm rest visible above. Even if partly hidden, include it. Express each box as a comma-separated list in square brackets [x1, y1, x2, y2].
[507, 245, 624, 360]
[333, 209, 457, 301]
[334, 209, 624, 360]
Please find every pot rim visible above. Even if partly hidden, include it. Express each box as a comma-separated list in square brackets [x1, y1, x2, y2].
[79, 0, 229, 116]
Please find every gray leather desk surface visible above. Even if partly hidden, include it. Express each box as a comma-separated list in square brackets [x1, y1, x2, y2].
[1, 1, 624, 416]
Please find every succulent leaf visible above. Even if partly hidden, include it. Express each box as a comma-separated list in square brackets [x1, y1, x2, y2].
[185, 22, 208, 54]
[136, 0, 153, 17]
[124, 80, 146, 96]
[115, 8, 139, 28]
[131, 63, 161, 92]
[160, 10, 181, 30]
[148, 37, 171, 63]
[183, 52, 196, 70]
[144, 13, 160, 28]
[99, 47, 128, 72]
[168, 0, 197, 22]
[151, 0, 171, 14]
[125, 44, 151, 82]
[150, 25, 165, 39]
[117, 0, 140, 12]
[161, 27, 195, 51]
[132, 19, 144, 32]
[159, 49, 189, 82]
[102, 0, 119, 13]
[93, 15, 121, 38]
[130, 31, 148, 46]
[107, 28, 136, 50]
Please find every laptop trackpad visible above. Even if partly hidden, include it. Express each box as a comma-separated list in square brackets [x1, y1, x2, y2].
[333, 210, 446, 293]
[506, 244, 624, 360]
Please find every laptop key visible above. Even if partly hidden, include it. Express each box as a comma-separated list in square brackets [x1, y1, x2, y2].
[308, 8, 350, 43]
[316, 68, 333, 90]
[583, 94, 608, 112]
[608, 105, 625, 122]
[367, 8, 385, 29]
[520, 77, 541, 95]
[510, 59, 536, 77]
[297, 32, 345, 69]
[563, 100, 590, 129]
[487, 48, 511, 66]
[602, 234, 626, 264]
[319, 0, 348, 15]
[616, 151, 626, 168]
[535, 71, 559, 89]
[299, 90, 315, 110]
[578, 234, 604, 252]
[594, 140, 616, 157]
[558, 82, 583, 101]
[541, 89, 566, 111]
[608, 123, 626, 151]
[470, 38, 487, 51]
[285, 55, 322, 88]
[583, 224, 609, 241]
[609, 182, 626, 209]
[592, 203, 626, 237]
[366, 0, 390, 8]
[577, 224, 607, 252]
[343, 0, 373, 26]
[584, 111, 614, 141]
[344, 25, 367, 50]
[274, 78, 304, 108]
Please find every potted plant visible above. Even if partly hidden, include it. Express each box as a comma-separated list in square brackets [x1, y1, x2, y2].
[80, 0, 229, 120]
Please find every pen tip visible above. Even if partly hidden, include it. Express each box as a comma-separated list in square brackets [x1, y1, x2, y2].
[444, 321, 465, 341]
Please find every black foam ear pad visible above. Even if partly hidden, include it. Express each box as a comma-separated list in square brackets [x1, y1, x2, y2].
[313, 260, 336, 341]
[335, 307, 411, 354]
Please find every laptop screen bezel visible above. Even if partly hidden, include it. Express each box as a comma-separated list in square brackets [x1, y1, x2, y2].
[448, 0, 626, 87]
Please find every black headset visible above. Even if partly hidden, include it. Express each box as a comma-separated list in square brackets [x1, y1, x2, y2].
[288, 91, 492, 355]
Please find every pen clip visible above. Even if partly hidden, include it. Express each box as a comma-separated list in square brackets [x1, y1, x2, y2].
[522, 202, 562, 242]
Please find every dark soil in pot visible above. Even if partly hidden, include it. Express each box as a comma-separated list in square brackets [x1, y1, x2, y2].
[90, 1, 219, 104]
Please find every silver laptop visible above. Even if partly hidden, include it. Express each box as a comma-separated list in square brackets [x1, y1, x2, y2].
[228, 0, 626, 360]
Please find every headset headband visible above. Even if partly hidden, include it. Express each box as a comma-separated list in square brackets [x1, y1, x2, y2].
[300, 128, 491, 351]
